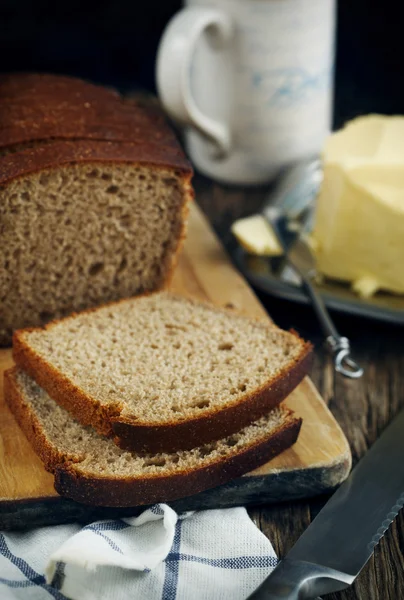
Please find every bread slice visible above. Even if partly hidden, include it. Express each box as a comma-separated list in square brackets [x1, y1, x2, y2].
[5, 367, 302, 507]
[13, 292, 312, 453]
[0, 74, 193, 345]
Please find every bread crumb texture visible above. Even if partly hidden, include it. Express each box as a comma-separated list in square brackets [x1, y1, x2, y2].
[0, 164, 188, 343]
[14, 368, 290, 478]
[21, 292, 306, 425]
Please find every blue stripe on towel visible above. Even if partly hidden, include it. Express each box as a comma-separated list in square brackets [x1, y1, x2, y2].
[166, 553, 278, 569]
[82, 520, 130, 532]
[82, 519, 131, 555]
[0, 576, 42, 588]
[151, 505, 165, 516]
[0, 534, 68, 599]
[51, 561, 66, 591]
[162, 517, 183, 600]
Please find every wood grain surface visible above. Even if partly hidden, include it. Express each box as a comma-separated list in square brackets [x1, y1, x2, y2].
[194, 174, 404, 600]
[0, 201, 351, 529]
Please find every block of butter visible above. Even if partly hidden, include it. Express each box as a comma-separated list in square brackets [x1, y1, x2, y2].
[311, 115, 404, 297]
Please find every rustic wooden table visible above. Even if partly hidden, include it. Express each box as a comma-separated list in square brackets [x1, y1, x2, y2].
[194, 173, 404, 600]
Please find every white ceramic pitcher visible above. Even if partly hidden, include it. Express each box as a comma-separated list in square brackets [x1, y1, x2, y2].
[156, 0, 336, 184]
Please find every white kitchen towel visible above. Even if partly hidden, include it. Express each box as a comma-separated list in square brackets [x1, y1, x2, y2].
[0, 504, 277, 600]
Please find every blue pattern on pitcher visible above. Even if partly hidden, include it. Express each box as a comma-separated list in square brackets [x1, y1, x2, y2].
[251, 67, 332, 107]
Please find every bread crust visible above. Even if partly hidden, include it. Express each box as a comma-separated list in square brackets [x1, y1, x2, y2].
[13, 295, 312, 453]
[0, 73, 192, 181]
[0, 73, 187, 152]
[4, 367, 302, 507]
[0, 140, 192, 185]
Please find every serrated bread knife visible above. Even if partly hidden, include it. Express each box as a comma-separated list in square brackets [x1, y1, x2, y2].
[248, 407, 404, 599]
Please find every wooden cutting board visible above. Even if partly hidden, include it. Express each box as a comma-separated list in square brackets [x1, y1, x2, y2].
[0, 202, 351, 530]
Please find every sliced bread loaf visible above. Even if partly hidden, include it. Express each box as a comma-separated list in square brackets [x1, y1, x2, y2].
[0, 74, 193, 345]
[5, 367, 301, 507]
[13, 292, 312, 453]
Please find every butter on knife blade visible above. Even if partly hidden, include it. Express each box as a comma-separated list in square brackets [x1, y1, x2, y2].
[231, 214, 283, 256]
[232, 158, 322, 258]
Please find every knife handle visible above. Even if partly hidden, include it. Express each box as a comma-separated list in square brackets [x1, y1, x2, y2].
[247, 558, 354, 599]
[297, 269, 364, 379]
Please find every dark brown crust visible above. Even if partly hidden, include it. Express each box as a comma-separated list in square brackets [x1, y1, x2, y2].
[0, 73, 186, 152]
[0, 73, 193, 181]
[4, 367, 302, 507]
[13, 295, 312, 452]
[4, 367, 81, 473]
[0, 140, 192, 185]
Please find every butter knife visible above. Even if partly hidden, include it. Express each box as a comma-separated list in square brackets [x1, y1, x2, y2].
[248, 405, 404, 599]
[263, 160, 363, 379]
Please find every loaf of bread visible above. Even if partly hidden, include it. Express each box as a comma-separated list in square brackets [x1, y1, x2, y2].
[13, 291, 312, 453]
[0, 73, 193, 345]
[5, 367, 301, 507]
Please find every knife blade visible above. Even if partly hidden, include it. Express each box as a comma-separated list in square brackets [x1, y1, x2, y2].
[248, 407, 404, 599]
[262, 157, 323, 223]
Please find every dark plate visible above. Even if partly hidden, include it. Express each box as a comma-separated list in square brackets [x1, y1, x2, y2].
[234, 247, 404, 325]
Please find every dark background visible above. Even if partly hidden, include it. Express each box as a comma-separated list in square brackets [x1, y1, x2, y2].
[0, 0, 403, 128]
